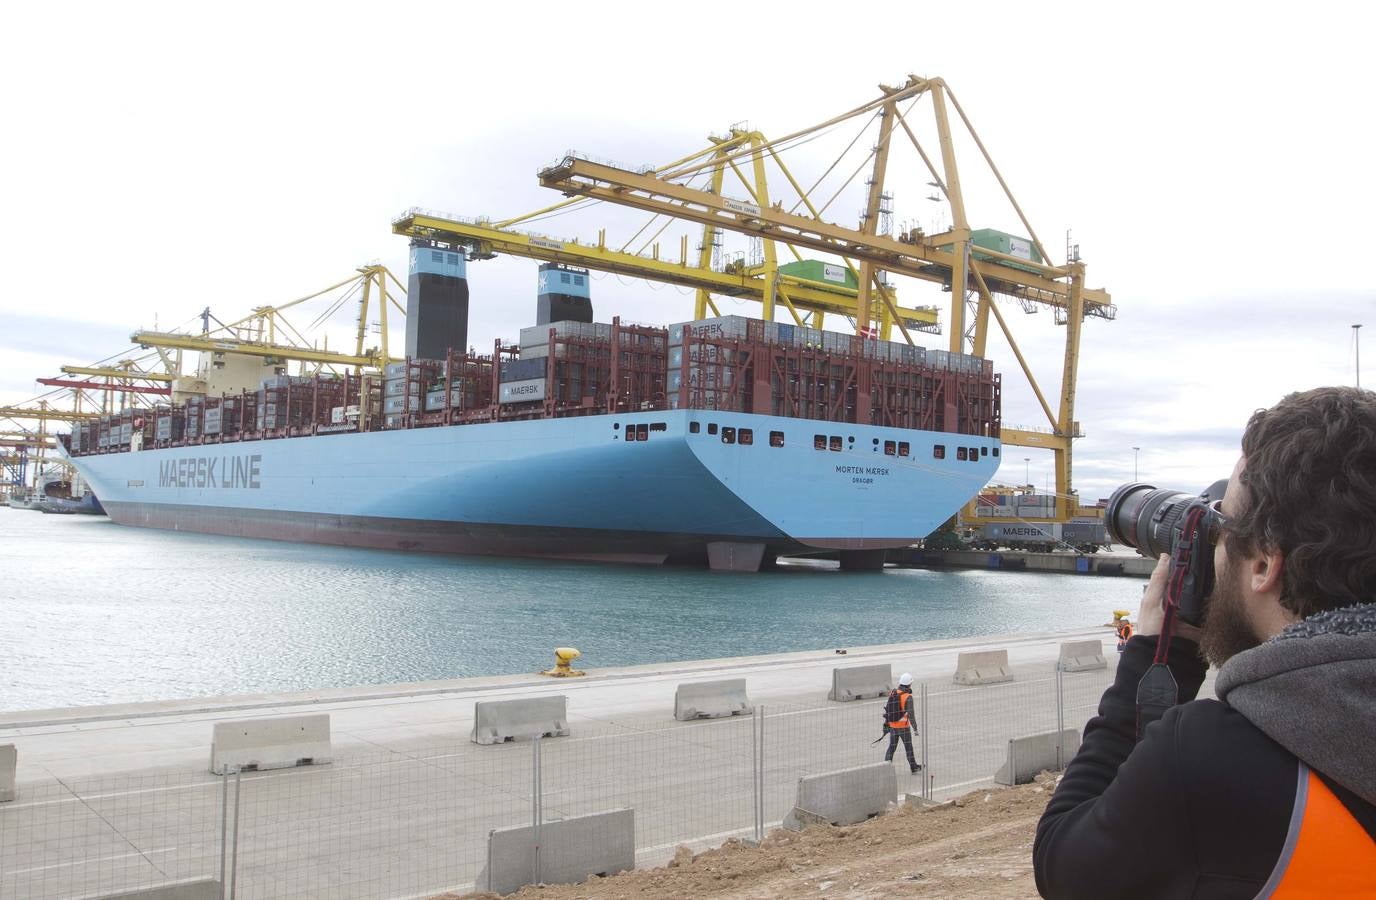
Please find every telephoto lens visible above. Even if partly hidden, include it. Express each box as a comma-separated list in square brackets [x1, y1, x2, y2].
[1105, 480, 1230, 558]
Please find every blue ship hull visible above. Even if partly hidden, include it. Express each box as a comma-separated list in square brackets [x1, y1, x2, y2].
[66, 410, 1000, 564]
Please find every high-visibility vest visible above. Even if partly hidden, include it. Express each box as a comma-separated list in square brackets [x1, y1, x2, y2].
[887, 690, 910, 730]
[1265, 763, 1376, 897]
[1117, 621, 1134, 641]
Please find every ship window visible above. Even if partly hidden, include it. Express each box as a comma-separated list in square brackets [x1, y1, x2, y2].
[636, 424, 649, 441]
[898, 441, 910, 457]
[872, 438, 879, 445]
[981, 446, 988, 456]
[613, 422, 620, 429]
[689, 421, 700, 434]
[650, 422, 667, 431]
[446, 253, 459, 265]
[574, 275, 585, 286]
[625, 428, 638, 442]
[968, 446, 979, 461]
[829, 436, 842, 452]
[708, 423, 718, 435]
[884, 440, 896, 456]
[992, 447, 1000, 457]
[739, 428, 753, 445]
[814, 434, 826, 450]
[722, 426, 736, 444]
[934, 444, 945, 459]
[431, 250, 443, 263]
[770, 430, 784, 447]
[561, 272, 571, 284]
[957, 447, 968, 461]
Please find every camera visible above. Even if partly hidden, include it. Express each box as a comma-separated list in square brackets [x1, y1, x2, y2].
[1105, 479, 1230, 626]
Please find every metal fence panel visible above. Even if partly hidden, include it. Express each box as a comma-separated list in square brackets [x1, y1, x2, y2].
[0, 770, 221, 900]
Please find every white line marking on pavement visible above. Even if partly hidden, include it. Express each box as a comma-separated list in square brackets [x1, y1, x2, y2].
[9, 846, 179, 876]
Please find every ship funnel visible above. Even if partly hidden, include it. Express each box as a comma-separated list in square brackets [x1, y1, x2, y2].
[536, 263, 593, 325]
[406, 239, 470, 359]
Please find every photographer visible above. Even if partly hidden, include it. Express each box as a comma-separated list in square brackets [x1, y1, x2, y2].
[1034, 386, 1376, 898]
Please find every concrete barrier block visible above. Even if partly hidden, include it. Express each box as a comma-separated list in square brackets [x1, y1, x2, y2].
[994, 728, 1081, 785]
[210, 715, 331, 775]
[86, 878, 223, 900]
[472, 695, 569, 745]
[479, 808, 634, 894]
[1, 743, 15, 802]
[952, 649, 1013, 685]
[827, 663, 892, 701]
[674, 678, 752, 720]
[1058, 639, 1107, 672]
[782, 763, 896, 830]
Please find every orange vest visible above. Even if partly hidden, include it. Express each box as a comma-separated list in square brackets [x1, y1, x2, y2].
[1265, 763, 1376, 897]
[887, 690, 910, 730]
[1117, 621, 1134, 641]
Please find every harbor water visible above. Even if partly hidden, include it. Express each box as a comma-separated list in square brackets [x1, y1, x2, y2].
[0, 510, 1145, 712]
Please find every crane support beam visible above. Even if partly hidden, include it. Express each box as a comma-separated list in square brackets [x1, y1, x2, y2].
[130, 331, 380, 369]
[0, 406, 100, 422]
[60, 366, 173, 382]
[536, 157, 1112, 314]
[998, 427, 1073, 452]
[391, 210, 940, 327]
[38, 378, 171, 396]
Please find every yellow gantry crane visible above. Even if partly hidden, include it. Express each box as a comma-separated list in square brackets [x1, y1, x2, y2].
[0, 403, 96, 488]
[392, 128, 942, 333]
[130, 265, 407, 373]
[532, 75, 1114, 521]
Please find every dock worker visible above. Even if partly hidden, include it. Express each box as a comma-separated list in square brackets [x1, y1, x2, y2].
[1114, 615, 1133, 652]
[882, 672, 922, 773]
[1034, 387, 1376, 898]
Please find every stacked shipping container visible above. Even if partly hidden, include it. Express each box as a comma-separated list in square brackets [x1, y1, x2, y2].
[71, 314, 1000, 456]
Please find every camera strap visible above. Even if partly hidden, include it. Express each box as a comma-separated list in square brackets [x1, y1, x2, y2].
[1135, 506, 1208, 740]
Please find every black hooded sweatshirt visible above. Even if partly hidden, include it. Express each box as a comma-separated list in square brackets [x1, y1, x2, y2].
[1034, 604, 1376, 899]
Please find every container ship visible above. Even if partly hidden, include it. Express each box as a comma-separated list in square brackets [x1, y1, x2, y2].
[61, 242, 1003, 571]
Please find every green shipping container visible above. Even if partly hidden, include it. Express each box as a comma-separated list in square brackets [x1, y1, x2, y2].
[969, 228, 1044, 274]
[778, 259, 858, 290]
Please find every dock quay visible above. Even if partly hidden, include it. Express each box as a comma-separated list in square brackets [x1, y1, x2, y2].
[889, 548, 1156, 577]
[0, 627, 1206, 900]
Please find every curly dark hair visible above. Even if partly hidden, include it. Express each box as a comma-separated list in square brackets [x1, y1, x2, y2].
[1233, 386, 1376, 618]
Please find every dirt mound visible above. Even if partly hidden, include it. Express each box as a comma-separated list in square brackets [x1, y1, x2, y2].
[446, 774, 1055, 899]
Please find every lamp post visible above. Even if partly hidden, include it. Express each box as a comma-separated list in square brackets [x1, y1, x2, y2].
[1133, 446, 1140, 481]
[1024, 457, 1030, 486]
[1355, 324, 1363, 389]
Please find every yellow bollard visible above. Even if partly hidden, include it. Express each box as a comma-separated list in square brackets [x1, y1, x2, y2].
[541, 647, 586, 678]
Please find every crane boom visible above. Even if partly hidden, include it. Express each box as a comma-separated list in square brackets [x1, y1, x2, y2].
[60, 366, 173, 382]
[130, 331, 381, 370]
[38, 378, 171, 396]
[537, 157, 1111, 316]
[0, 406, 100, 422]
[390, 210, 940, 329]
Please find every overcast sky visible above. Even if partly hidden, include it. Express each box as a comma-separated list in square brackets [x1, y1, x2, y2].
[2, 1, 1372, 502]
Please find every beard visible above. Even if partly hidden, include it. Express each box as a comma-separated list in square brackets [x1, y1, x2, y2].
[1199, 553, 1262, 666]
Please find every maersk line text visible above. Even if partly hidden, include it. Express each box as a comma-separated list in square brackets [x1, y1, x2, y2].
[159, 454, 262, 489]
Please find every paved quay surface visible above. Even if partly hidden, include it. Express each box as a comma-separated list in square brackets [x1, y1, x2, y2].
[1, 627, 1132, 900]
